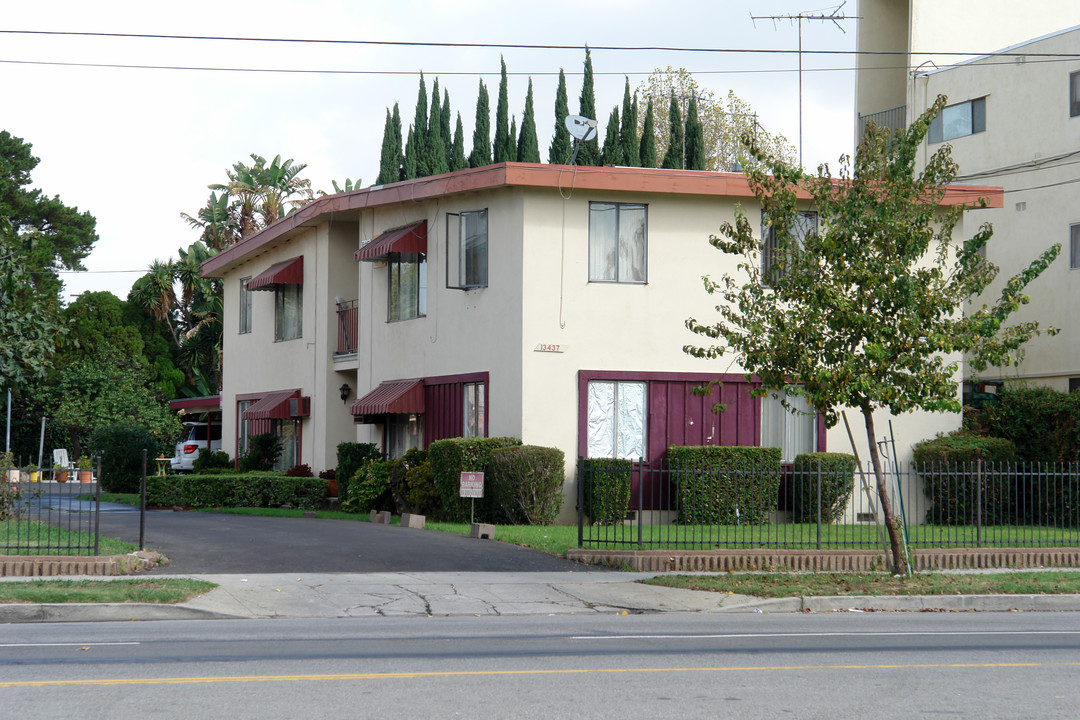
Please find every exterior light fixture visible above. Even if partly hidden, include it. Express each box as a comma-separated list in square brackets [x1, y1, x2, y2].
[339, 383, 351, 404]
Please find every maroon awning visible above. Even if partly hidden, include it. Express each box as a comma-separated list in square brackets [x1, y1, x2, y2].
[168, 395, 221, 414]
[242, 389, 301, 420]
[354, 221, 427, 262]
[350, 380, 425, 422]
[247, 256, 303, 291]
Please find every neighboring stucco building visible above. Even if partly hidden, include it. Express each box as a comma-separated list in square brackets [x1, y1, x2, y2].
[202, 162, 989, 521]
[856, 1, 1080, 392]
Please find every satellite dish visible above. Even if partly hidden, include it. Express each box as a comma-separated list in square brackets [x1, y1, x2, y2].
[565, 115, 598, 142]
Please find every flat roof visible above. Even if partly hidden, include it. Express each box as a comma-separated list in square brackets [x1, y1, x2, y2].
[201, 161, 1003, 278]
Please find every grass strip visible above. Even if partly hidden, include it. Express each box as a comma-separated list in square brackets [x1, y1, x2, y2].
[0, 578, 217, 604]
[642, 571, 1080, 598]
[0, 520, 139, 556]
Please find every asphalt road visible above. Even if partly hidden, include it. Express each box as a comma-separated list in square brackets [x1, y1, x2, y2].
[4, 612, 1079, 719]
[90, 505, 590, 574]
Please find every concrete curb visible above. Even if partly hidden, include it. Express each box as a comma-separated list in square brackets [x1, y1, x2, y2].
[713, 593, 1080, 613]
[0, 602, 240, 623]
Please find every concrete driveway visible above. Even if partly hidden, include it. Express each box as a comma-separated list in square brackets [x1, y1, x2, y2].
[91, 507, 591, 575]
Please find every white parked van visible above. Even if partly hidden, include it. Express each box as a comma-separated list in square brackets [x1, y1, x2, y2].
[170, 421, 223, 472]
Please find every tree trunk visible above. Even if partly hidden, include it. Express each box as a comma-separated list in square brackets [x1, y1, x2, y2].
[862, 406, 907, 574]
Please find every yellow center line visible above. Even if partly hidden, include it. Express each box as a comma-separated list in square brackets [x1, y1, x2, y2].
[4, 662, 1079, 688]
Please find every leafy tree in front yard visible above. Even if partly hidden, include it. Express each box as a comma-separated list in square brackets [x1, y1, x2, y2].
[685, 95, 1060, 573]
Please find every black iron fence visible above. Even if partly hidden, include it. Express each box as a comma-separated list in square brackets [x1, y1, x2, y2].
[577, 457, 1080, 550]
[0, 464, 101, 555]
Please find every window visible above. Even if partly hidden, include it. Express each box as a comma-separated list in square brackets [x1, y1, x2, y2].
[237, 400, 252, 457]
[760, 391, 817, 463]
[447, 210, 488, 289]
[274, 284, 302, 341]
[239, 277, 252, 334]
[1071, 71, 1080, 118]
[388, 414, 424, 459]
[463, 382, 486, 438]
[589, 202, 647, 283]
[1070, 378, 1080, 394]
[586, 380, 646, 459]
[762, 211, 817, 283]
[928, 97, 986, 143]
[273, 418, 300, 471]
[388, 253, 427, 321]
[1072, 224, 1080, 269]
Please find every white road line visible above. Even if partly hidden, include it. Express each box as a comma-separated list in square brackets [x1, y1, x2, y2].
[571, 630, 1080, 640]
[0, 642, 142, 648]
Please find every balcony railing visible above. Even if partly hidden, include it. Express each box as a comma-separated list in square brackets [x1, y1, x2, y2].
[858, 105, 907, 143]
[335, 299, 358, 356]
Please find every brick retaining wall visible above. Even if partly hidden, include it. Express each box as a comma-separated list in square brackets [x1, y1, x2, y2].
[0, 552, 164, 577]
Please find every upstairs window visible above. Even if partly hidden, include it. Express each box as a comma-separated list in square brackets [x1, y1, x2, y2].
[447, 210, 488, 289]
[589, 202, 647, 283]
[1072, 71, 1080, 118]
[1071, 224, 1080, 270]
[929, 97, 986, 143]
[388, 253, 427, 322]
[239, 277, 252, 334]
[274, 284, 302, 341]
[762, 211, 817, 284]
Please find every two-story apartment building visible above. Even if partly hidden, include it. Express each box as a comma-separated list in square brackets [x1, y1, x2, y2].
[856, 1, 1080, 392]
[202, 162, 985, 521]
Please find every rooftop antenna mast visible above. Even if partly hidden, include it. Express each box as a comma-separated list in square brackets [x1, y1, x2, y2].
[751, 2, 855, 169]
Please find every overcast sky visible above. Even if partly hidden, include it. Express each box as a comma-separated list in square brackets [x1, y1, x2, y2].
[2, 0, 859, 301]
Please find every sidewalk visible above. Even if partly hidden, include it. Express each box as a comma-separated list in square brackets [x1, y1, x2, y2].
[4, 571, 1080, 623]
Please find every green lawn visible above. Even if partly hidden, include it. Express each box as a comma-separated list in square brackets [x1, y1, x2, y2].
[0, 520, 138, 556]
[0, 578, 216, 604]
[643, 571, 1080, 597]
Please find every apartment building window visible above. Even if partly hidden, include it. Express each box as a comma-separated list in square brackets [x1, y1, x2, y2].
[447, 210, 488, 289]
[388, 414, 424, 459]
[586, 380, 646, 459]
[589, 202, 647, 283]
[1071, 71, 1080, 117]
[760, 390, 817, 463]
[1072, 224, 1080, 269]
[388, 253, 427, 321]
[239, 277, 252, 334]
[762, 211, 818, 283]
[274, 284, 302, 341]
[928, 97, 986, 143]
[463, 382, 486, 438]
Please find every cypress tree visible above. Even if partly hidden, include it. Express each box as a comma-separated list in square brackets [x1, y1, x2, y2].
[548, 69, 572, 164]
[517, 78, 540, 163]
[661, 91, 684, 170]
[601, 106, 621, 165]
[403, 125, 418, 180]
[639, 98, 657, 168]
[493, 56, 512, 162]
[469, 79, 492, 168]
[684, 94, 706, 171]
[451, 112, 467, 171]
[377, 108, 398, 185]
[441, 88, 452, 150]
[427, 78, 449, 175]
[391, 103, 404, 180]
[576, 46, 600, 166]
[619, 78, 639, 167]
[412, 74, 429, 177]
[508, 116, 517, 163]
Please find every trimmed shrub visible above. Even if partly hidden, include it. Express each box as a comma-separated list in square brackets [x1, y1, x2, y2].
[668, 445, 782, 525]
[239, 433, 282, 472]
[790, 452, 857, 524]
[429, 437, 523, 522]
[914, 432, 1017, 525]
[489, 445, 565, 525]
[284, 463, 313, 477]
[580, 457, 631, 525]
[146, 473, 325, 510]
[88, 425, 162, 494]
[976, 386, 1080, 462]
[336, 442, 383, 501]
[193, 450, 233, 474]
[318, 469, 336, 480]
[344, 459, 394, 512]
[403, 460, 440, 515]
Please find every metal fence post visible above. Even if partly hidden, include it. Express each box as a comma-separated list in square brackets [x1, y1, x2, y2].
[637, 459, 644, 550]
[93, 454, 102, 556]
[816, 462, 822, 550]
[577, 456, 584, 549]
[139, 448, 147, 552]
[976, 459, 983, 549]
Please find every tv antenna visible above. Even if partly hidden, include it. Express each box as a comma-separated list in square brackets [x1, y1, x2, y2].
[565, 115, 598, 165]
[752, 2, 856, 168]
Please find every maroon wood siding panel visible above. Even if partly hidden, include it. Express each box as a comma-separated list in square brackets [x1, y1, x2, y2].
[422, 371, 489, 448]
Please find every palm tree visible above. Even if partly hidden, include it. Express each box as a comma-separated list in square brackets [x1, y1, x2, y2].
[179, 192, 239, 250]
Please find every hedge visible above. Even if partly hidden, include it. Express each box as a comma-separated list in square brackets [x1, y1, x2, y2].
[790, 452, 856, 524]
[147, 473, 327, 510]
[668, 446, 782, 525]
[336, 442, 383, 501]
[975, 386, 1080, 462]
[344, 460, 394, 512]
[914, 432, 1018, 525]
[88, 425, 162, 494]
[580, 457, 631, 525]
[489, 445, 565, 525]
[429, 437, 523, 522]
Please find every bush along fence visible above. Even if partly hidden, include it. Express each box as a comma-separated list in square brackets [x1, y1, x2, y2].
[577, 453, 1080, 551]
[1, 460, 102, 556]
